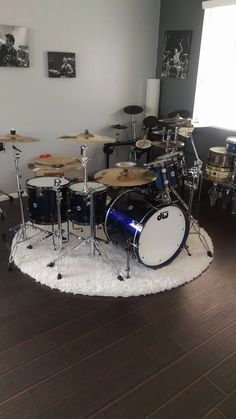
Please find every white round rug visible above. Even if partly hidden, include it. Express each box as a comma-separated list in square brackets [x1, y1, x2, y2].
[12, 224, 213, 297]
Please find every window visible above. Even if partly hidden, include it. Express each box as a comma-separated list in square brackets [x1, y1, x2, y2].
[193, 0, 236, 130]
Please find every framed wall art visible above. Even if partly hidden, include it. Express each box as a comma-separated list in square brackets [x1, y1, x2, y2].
[161, 30, 192, 79]
[47, 51, 76, 78]
[0, 25, 29, 67]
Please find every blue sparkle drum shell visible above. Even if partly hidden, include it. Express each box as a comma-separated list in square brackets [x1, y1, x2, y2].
[226, 137, 236, 156]
[147, 152, 184, 190]
[69, 181, 107, 225]
[26, 176, 70, 225]
[104, 190, 189, 268]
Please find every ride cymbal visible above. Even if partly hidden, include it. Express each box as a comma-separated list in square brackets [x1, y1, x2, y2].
[94, 167, 156, 187]
[28, 155, 82, 172]
[152, 140, 185, 149]
[0, 133, 40, 143]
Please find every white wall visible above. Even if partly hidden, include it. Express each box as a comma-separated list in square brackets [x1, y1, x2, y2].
[0, 0, 160, 193]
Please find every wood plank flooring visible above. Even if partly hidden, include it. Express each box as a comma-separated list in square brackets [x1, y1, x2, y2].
[0, 196, 235, 419]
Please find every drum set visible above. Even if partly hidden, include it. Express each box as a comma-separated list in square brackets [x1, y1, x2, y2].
[1, 121, 213, 281]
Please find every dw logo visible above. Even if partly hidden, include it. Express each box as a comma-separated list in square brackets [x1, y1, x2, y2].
[157, 211, 169, 221]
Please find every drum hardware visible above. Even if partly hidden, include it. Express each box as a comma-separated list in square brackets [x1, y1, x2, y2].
[8, 145, 31, 269]
[115, 161, 137, 168]
[128, 145, 137, 162]
[111, 124, 127, 142]
[173, 127, 179, 143]
[123, 105, 144, 141]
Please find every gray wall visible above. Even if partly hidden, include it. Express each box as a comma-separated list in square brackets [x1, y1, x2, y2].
[156, 0, 236, 168]
[156, 0, 203, 118]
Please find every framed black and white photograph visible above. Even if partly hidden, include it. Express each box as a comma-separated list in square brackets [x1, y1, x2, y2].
[0, 25, 29, 67]
[161, 30, 192, 79]
[47, 51, 76, 78]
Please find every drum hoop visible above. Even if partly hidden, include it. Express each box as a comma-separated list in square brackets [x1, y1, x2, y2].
[26, 176, 69, 190]
[136, 203, 189, 268]
[69, 182, 107, 194]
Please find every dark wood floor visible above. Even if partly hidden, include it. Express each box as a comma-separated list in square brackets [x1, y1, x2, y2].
[0, 193, 235, 419]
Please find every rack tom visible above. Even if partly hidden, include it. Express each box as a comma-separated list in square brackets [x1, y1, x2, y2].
[226, 137, 236, 156]
[26, 176, 69, 225]
[69, 181, 107, 225]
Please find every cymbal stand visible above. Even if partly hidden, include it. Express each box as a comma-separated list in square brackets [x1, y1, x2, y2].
[53, 177, 64, 279]
[171, 138, 212, 256]
[80, 144, 89, 193]
[8, 146, 29, 268]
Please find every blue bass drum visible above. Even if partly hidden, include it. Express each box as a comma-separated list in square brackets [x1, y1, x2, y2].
[104, 190, 189, 268]
[226, 137, 236, 156]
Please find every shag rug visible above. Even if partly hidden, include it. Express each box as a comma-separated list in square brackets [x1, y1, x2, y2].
[12, 225, 213, 297]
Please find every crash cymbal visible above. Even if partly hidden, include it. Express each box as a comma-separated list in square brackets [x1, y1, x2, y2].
[94, 166, 156, 187]
[111, 124, 127, 130]
[158, 114, 191, 126]
[59, 130, 116, 144]
[152, 140, 185, 149]
[28, 155, 82, 172]
[0, 133, 40, 143]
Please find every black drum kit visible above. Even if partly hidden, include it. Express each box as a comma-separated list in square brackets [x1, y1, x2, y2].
[1, 120, 213, 281]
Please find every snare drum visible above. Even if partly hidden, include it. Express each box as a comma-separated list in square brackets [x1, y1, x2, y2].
[226, 137, 236, 156]
[26, 176, 69, 225]
[69, 181, 107, 225]
[104, 190, 189, 268]
[146, 152, 184, 190]
[207, 147, 234, 168]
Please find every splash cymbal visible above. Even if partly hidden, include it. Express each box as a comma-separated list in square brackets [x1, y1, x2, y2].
[94, 166, 156, 187]
[152, 140, 185, 149]
[28, 155, 82, 172]
[0, 133, 40, 143]
[59, 130, 116, 144]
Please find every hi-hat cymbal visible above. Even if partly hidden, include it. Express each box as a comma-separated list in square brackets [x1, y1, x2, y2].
[0, 133, 40, 143]
[152, 140, 185, 149]
[28, 155, 82, 172]
[158, 114, 191, 126]
[94, 167, 156, 187]
[59, 130, 116, 144]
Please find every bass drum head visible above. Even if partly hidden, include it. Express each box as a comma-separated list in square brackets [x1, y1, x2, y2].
[138, 204, 188, 268]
